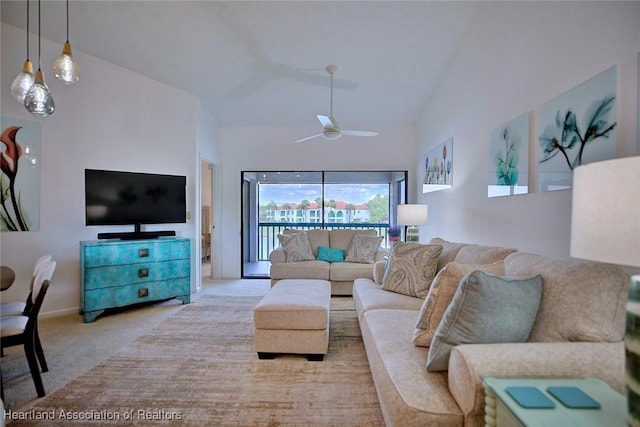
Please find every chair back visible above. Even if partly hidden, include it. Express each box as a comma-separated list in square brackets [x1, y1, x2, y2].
[31, 261, 56, 305]
[29, 255, 52, 291]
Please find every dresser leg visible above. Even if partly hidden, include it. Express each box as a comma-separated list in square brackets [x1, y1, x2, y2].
[176, 295, 191, 304]
[83, 310, 104, 323]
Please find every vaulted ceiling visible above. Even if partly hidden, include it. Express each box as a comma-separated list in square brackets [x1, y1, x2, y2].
[1, 1, 480, 129]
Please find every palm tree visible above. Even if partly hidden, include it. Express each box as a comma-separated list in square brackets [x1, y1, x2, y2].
[346, 203, 356, 223]
[299, 199, 310, 222]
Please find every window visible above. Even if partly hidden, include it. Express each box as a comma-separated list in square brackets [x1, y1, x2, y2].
[241, 170, 407, 278]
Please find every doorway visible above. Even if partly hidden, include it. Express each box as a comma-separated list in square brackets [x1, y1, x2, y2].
[200, 160, 214, 280]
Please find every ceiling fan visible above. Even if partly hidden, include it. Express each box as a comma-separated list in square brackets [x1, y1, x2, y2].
[295, 65, 378, 143]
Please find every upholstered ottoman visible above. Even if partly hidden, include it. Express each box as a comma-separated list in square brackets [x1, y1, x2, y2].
[254, 279, 331, 361]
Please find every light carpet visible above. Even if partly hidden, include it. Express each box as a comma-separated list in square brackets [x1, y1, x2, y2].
[6, 296, 384, 426]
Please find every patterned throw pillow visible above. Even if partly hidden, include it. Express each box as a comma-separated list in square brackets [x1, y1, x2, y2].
[413, 261, 505, 347]
[344, 234, 384, 264]
[381, 243, 443, 298]
[426, 270, 543, 372]
[277, 232, 315, 262]
[317, 246, 345, 263]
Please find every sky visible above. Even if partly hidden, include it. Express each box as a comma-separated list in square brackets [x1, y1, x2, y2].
[259, 184, 387, 205]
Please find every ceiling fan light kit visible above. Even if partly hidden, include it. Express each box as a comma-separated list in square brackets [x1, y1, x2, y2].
[295, 65, 378, 143]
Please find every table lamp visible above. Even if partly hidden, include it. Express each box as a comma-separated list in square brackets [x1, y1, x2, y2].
[570, 156, 640, 424]
[397, 204, 428, 242]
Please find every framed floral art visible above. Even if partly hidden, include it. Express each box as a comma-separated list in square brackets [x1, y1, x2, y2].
[536, 67, 617, 192]
[0, 117, 41, 231]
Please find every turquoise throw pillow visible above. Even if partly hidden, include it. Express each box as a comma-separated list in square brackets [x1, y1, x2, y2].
[317, 246, 345, 263]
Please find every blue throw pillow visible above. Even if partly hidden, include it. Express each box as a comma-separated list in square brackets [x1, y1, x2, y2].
[317, 246, 345, 263]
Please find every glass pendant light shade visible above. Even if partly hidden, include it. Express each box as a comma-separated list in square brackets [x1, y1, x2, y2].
[24, 69, 55, 116]
[53, 41, 79, 84]
[11, 60, 35, 103]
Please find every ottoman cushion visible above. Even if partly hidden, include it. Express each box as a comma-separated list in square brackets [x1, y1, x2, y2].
[254, 279, 330, 330]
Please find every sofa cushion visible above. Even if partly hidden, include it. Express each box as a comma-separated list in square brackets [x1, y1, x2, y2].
[317, 246, 345, 263]
[277, 232, 315, 262]
[381, 243, 443, 298]
[504, 252, 629, 343]
[329, 228, 377, 251]
[413, 261, 505, 347]
[360, 308, 464, 426]
[305, 229, 330, 257]
[270, 260, 330, 281]
[426, 271, 542, 372]
[429, 237, 471, 272]
[353, 279, 423, 321]
[330, 262, 376, 282]
[454, 244, 517, 265]
[345, 234, 384, 264]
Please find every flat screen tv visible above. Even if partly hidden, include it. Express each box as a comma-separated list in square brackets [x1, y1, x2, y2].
[85, 169, 186, 239]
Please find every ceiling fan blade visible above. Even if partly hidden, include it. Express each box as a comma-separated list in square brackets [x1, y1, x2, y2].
[317, 115, 337, 130]
[295, 133, 323, 143]
[341, 130, 378, 137]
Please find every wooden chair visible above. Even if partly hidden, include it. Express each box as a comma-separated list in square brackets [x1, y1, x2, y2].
[0, 261, 55, 397]
[0, 255, 52, 317]
[0, 255, 54, 372]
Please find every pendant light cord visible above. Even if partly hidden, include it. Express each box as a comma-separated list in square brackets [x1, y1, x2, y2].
[26, 0, 30, 60]
[37, 0, 41, 71]
[66, 0, 69, 42]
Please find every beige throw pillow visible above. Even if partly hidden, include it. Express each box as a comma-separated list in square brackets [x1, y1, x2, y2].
[381, 243, 443, 298]
[344, 234, 383, 264]
[413, 261, 505, 347]
[277, 232, 315, 262]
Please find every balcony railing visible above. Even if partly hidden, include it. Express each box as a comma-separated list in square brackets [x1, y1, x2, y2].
[259, 222, 391, 261]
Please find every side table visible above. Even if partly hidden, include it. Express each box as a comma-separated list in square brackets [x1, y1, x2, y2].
[483, 377, 626, 427]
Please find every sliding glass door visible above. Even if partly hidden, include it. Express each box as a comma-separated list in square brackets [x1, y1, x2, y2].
[241, 170, 407, 278]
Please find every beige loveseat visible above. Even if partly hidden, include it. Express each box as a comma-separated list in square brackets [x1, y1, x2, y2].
[353, 237, 629, 426]
[269, 228, 388, 295]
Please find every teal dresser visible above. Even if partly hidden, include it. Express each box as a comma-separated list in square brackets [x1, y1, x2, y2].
[80, 238, 191, 322]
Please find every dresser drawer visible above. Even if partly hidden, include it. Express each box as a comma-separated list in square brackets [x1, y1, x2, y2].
[82, 239, 189, 268]
[83, 259, 190, 291]
[83, 278, 190, 312]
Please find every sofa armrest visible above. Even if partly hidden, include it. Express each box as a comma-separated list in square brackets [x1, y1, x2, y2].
[373, 261, 387, 284]
[269, 247, 286, 264]
[448, 341, 625, 422]
[374, 248, 389, 263]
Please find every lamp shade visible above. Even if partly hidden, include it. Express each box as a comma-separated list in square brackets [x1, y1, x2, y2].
[570, 156, 640, 268]
[397, 204, 428, 226]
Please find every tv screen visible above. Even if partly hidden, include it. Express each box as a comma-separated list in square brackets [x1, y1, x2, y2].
[85, 169, 186, 227]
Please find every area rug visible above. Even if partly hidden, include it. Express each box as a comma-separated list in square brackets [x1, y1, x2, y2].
[7, 296, 384, 426]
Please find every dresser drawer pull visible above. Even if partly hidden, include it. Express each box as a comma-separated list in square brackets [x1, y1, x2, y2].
[138, 288, 149, 298]
[138, 268, 149, 278]
[138, 248, 149, 258]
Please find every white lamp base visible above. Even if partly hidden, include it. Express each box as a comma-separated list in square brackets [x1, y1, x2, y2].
[406, 226, 420, 242]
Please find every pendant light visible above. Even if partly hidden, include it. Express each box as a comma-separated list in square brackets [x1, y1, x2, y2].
[24, 0, 55, 116]
[10, 0, 34, 103]
[52, 0, 79, 84]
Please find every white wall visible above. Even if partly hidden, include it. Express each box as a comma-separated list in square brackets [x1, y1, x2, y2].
[415, 2, 640, 259]
[1, 24, 213, 316]
[217, 125, 417, 278]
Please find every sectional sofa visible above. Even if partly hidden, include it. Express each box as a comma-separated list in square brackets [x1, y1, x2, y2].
[353, 237, 629, 426]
